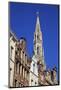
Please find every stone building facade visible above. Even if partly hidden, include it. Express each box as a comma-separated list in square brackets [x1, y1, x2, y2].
[13, 38, 31, 87]
[9, 13, 58, 87]
[9, 33, 31, 87]
[9, 31, 17, 87]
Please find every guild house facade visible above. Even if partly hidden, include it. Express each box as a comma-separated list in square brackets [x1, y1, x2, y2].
[9, 13, 58, 87]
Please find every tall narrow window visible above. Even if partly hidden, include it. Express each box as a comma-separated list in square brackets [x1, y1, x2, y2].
[33, 63, 35, 73]
[10, 67, 12, 81]
[25, 54, 27, 65]
[21, 50, 22, 59]
[16, 62, 20, 74]
[27, 71, 29, 81]
[22, 66, 23, 77]
[37, 35, 39, 40]
[10, 46, 13, 59]
[16, 62, 18, 74]
[35, 34, 36, 40]
[37, 47, 39, 55]
[34, 34, 36, 45]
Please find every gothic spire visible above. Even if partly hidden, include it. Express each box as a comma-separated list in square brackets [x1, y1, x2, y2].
[36, 12, 39, 24]
[33, 12, 46, 70]
[35, 12, 41, 33]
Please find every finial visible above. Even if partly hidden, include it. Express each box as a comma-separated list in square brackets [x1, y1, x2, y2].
[36, 11, 39, 16]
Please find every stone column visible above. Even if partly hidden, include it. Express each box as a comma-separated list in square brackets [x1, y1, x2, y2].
[23, 68, 24, 78]
[24, 70, 26, 78]
[17, 63, 19, 74]
[20, 83, 21, 87]
[22, 51, 23, 60]
[27, 71, 29, 81]
[20, 64, 22, 76]
[23, 52, 24, 64]
[24, 53, 25, 65]
[21, 50, 22, 59]
[22, 66, 23, 77]
[25, 55, 27, 65]
[16, 81, 18, 87]
[25, 70, 27, 79]
[24, 69, 25, 79]
[26, 71, 27, 79]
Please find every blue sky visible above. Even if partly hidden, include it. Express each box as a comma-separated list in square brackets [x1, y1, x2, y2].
[9, 2, 59, 77]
